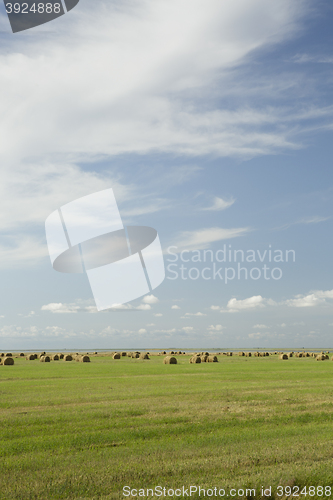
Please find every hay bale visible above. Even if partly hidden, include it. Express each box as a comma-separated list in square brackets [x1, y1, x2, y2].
[64, 354, 72, 361]
[238, 352, 245, 356]
[5, 353, 12, 357]
[245, 352, 252, 357]
[3, 357, 14, 365]
[316, 354, 326, 361]
[19, 352, 25, 357]
[200, 355, 208, 362]
[26, 354, 35, 360]
[287, 352, 293, 358]
[163, 356, 177, 364]
[0, 353, 4, 357]
[279, 353, 288, 360]
[131, 352, 139, 359]
[121, 352, 127, 356]
[139, 353, 150, 360]
[227, 352, 233, 356]
[52, 354, 59, 361]
[81, 355, 90, 362]
[207, 355, 218, 362]
[40, 355, 51, 362]
[113, 353, 121, 359]
[190, 356, 201, 364]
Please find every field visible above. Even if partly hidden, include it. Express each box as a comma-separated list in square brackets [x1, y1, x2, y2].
[1, 352, 333, 499]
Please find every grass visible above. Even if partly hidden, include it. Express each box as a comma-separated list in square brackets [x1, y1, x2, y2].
[1, 353, 333, 499]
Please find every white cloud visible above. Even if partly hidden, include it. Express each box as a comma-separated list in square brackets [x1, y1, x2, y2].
[253, 324, 269, 329]
[182, 326, 194, 332]
[202, 196, 235, 211]
[227, 295, 265, 312]
[0, 0, 318, 272]
[142, 295, 159, 304]
[146, 323, 155, 326]
[185, 312, 206, 316]
[0, 315, 5, 318]
[138, 328, 147, 334]
[211, 305, 221, 311]
[41, 303, 80, 314]
[170, 226, 250, 252]
[0, 235, 48, 269]
[0, 0, 308, 165]
[171, 305, 181, 310]
[153, 328, 177, 334]
[285, 290, 333, 308]
[154, 313, 163, 317]
[275, 216, 330, 231]
[136, 304, 152, 311]
[207, 325, 224, 331]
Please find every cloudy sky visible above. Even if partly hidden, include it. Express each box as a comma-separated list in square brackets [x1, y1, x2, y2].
[0, 0, 332, 350]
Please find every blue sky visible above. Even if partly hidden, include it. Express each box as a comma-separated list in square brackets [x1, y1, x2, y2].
[0, 0, 332, 349]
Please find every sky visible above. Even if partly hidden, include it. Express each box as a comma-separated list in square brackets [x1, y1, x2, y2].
[0, 0, 332, 350]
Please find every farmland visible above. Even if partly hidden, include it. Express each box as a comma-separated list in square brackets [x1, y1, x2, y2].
[1, 352, 333, 499]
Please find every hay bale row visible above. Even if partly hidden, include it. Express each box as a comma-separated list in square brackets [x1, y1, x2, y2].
[163, 356, 177, 364]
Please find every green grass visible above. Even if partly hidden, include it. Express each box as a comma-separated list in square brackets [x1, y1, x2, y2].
[1, 353, 333, 499]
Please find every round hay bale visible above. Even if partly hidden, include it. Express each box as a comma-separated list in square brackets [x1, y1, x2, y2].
[325, 354, 329, 360]
[163, 356, 177, 364]
[238, 352, 245, 356]
[131, 352, 139, 359]
[190, 356, 201, 364]
[245, 352, 252, 357]
[169, 351, 175, 355]
[316, 354, 326, 361]
[26, 354, 35, 360]
[81, 355, 90, 362]
[94, 352, 98, 355]
[265, 352, 269, 356]
[64, 354, 73, 361]
[200, 355, 208, 362]
[127, 352, 132, 357]
[207, 355, 218, 362]
[19, 352, 25, 357]
[113, 353, 121, 359]
[121, 352, 127, 356]
[3, 357, 14, 365]
[139, 353, 150, 360]
[279, 353, 288, 360]
[52, 354, 59, 361]
[5, 353, 12, 357]
[287, 352, 293, 358]
[0, 353, 4, 357]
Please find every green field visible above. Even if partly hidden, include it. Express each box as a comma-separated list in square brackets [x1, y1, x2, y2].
[1, 353, 333, 500]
